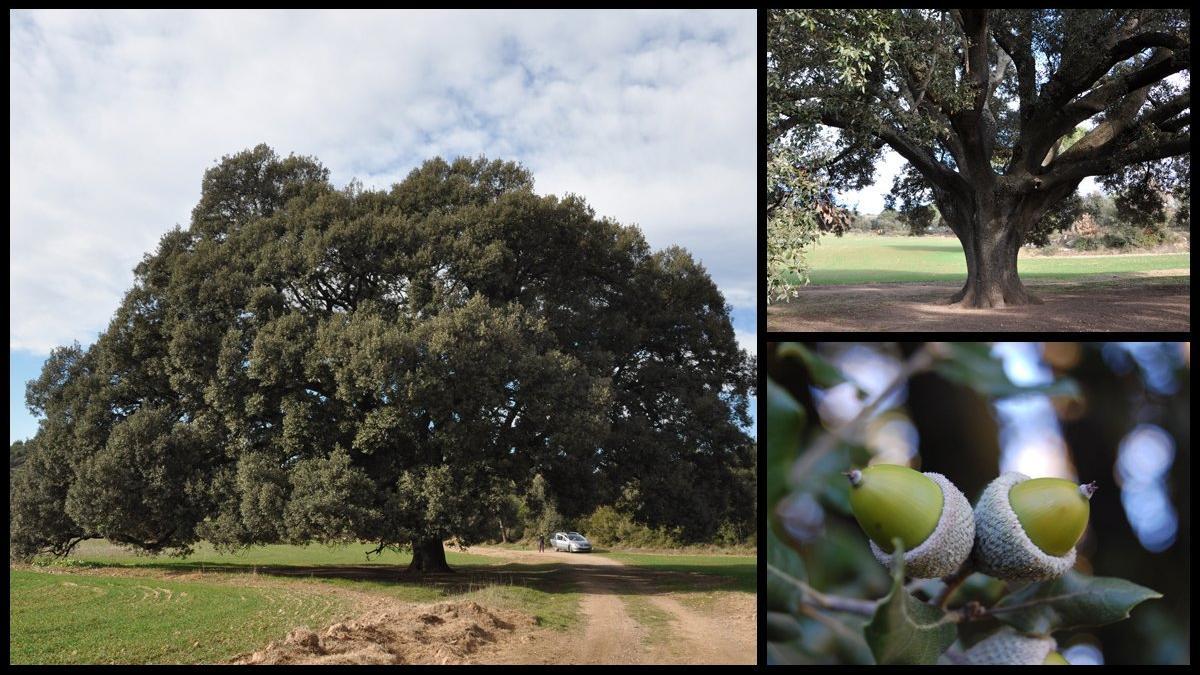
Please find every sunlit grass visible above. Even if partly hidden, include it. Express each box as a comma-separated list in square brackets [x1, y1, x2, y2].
[801, 234, 1189, 285]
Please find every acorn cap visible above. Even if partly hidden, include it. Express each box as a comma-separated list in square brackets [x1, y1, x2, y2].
[964, 626, 1057, 665]
[867, 471, 975, 579]
[973, 472, 1077, 581]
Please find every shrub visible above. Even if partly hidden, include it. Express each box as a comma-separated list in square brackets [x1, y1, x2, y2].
[577, 505, 684, 549]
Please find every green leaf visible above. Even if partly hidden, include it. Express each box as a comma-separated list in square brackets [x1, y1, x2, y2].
[863, 539, 957, 664]
[767, 376, 805, 507]
[933, 342, 1081, 399]
[776, 342, 848, 388]
[767, 523, 806, 613]
[991, 570, 1162, 634]
[768, 523, 807, 580]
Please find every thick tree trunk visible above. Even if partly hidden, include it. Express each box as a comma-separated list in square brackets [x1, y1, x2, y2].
[408, 537, 452, 573]
[945, 196, 1042, 309]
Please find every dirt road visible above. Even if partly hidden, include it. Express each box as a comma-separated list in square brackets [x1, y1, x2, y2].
[468, 547, 755, 665]
[768, 277, 1190, 332]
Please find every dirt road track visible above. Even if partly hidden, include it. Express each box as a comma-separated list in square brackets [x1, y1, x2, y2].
[768, 278, 1189, 332]
[468, 547, 755, 665]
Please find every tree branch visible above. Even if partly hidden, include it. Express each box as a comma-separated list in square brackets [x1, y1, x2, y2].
[934, 563, 974, 608]
[1158, 112, 1190, 133]
[960, 9, 992, 110]
[1046, 131, 1190, 187]
[1043, 25, 1187, 113]
[1059, 47, 1188, 132]
[1136, 91, 1192, 130]
[790, 345, 936, 483]
[769, 563, 879, 616]
[988, 46, 1012, 100]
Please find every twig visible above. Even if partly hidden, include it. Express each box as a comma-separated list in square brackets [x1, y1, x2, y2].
[933, 563, 974, 608]
[791, 344, 937, 483]
[946, 600, 990, 623]
[798, 603, 871, 646]
[769, 562, 879, 616]
[942, 648, 971, 664]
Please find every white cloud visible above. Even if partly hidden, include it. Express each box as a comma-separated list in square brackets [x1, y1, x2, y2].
[735, 328, 757, 356]
[9, 9, 756, 354]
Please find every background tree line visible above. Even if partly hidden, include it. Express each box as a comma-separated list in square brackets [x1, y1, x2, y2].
[851, 190, 1188, 250]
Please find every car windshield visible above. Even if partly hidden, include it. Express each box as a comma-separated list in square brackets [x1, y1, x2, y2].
[568, 534, 586, 541]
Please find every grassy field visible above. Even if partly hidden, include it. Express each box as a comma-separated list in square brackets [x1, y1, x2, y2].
[803, 234, 1190, 285]
[9, 569, 357, 665]
[598, 551, 756, 593]
[11, 540, 580, 664]
[11, 541, 753, 664]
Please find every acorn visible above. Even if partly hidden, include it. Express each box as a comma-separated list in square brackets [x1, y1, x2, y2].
[964, 626, 1057, 665]
[845, 464, 974, 579]
[973, 472, 1096, 581]
[1043, 651, 1070, 665]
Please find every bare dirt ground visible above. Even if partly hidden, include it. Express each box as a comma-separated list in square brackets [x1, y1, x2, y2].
[231, 600, 539, 665]
[768, 277, 1190, 332]
[467, 547, 755, 665]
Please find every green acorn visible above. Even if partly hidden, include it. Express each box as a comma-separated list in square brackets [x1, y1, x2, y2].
[1043, 651, 1070, 665]
[845, 464, 974, 579]
[973, 472, 1096, 581]
[964, 626, 1057, 665]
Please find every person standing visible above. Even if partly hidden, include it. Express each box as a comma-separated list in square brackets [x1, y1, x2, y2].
[538, 534, 545, 552]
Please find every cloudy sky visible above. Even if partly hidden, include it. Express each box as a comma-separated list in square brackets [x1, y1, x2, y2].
[9, 9, 757, 442]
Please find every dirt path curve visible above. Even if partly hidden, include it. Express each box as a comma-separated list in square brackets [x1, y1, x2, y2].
[468, 547, 753, 665]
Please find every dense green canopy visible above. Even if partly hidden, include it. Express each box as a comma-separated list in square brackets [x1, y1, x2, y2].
[11, 145, 755, 570]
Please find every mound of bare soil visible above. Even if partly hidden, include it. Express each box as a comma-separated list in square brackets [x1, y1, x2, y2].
[232, 601, 537, 665]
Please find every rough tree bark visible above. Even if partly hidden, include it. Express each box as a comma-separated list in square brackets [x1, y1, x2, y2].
[408, 537, 452, 573]
[940, 189, 1062, 308]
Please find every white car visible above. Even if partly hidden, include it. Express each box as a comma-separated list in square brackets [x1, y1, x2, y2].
[550, 531, 592, 552]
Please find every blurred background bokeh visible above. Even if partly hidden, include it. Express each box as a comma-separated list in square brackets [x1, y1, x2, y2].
[767, 341, 1190, 665]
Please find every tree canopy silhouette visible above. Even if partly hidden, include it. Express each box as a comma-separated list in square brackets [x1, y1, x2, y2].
[11, 145, 755, 572]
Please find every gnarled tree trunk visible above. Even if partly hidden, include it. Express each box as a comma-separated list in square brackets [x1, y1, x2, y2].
[409, 537, 452, 573]
[939, 189, 1048, 308]
[948, 219, 1037, 308]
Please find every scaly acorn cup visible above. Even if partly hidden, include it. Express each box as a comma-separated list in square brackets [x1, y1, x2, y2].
[845, 464, 974, 579]
[973, 472, 1096, 581]
[964, 627, 1057, 665]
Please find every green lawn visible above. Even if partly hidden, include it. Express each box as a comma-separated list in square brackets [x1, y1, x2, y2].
[598, 551, 757, 594]
[9, 569, 356, 665]
[802, 234, 1189, 285]
[14, 540, 584, 664]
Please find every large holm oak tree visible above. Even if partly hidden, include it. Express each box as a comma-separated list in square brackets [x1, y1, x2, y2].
[769, 9, 1190, 307]
[10, 145, 755, 572]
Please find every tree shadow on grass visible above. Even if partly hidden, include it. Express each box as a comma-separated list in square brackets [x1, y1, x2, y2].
[34, 558, 754, 597]
[881, 244, 960, 253]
